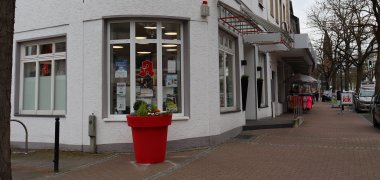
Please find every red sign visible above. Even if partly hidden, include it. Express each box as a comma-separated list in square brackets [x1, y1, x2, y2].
[41, 64, 49, 76]
[138, 60, 154, 77]
[341, 92, 353, 105]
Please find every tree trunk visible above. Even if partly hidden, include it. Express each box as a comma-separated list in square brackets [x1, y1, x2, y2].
[325, 75, 330, 90]
[0, 0, 16, 179]
[344, 64, 350, 91]
[375, 47, 380, 94]
[356, 64, 364, 93]
[332, 72, 337, 93]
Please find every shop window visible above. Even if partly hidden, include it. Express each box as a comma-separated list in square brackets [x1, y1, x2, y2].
[19, 38, 67, 115]
[108, 21, 184, 116]
[162, 44, 181, 113]
[258, 53, 268, 108]
[136, 43, 158, 105]
[219, 30, 237, 111]
[110, 44, 131, 114]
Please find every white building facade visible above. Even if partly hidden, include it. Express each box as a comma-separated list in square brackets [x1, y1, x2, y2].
[11, 0, 315, 152]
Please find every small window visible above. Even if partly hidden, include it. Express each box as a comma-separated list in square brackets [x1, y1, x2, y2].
[40, 44, 53, 54]
[162, 23, 181, 40]
[25, 45, 37, 56]
[136, 22, 157, 39]
[20, 38, 67, 115]
[110, 23, 130, 40]
[55, 42, 66, 53]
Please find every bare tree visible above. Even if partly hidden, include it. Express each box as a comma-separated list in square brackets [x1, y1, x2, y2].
[371, 0, 380, 94]
[308, 0, 376, 93]
[0, 0, 16, 179]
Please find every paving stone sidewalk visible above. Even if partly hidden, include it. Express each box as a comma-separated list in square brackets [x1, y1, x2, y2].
[12, 102, 380, 179]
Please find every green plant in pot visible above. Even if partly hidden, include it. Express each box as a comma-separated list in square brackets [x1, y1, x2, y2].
[127, 101, 172, 164]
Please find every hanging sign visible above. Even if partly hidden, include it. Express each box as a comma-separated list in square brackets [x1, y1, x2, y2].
[138, 60, 154, 77]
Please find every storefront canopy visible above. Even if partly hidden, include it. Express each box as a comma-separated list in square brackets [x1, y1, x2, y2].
[218, 2, 263, 34]
[217, 2, 293, 52]
[289, 74, 317, 83]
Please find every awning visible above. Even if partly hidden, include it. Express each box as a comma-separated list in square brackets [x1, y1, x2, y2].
[272, 34, 316, 74]
[218, 2, 263, 34]
[244, 33, 292, 52]
[289, 74, 317, 83]
[240, 5, 293, 51]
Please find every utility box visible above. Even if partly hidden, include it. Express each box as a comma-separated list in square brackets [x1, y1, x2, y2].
[88, 114, 96, 137]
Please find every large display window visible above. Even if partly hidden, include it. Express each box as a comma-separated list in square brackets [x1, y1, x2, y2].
[19, 38, 67, 115]
[108, 20, 183, 117]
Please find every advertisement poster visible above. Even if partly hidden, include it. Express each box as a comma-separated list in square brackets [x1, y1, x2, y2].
[116, 83, 126, 95]
[165, 74, 177, 87]
[168, 60, 176, 73]
[116, 83, 126, 111]
[341, 92, 353, 105]
[115, 61, 128, 78]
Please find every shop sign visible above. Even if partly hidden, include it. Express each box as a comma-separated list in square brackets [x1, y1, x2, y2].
[341, 92, 353, 105]
[139, 60, 154, 77]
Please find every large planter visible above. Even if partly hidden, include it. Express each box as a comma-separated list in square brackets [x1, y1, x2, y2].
[257, 79, 263, 108]
[241, 76, 249, 111]
[127, 114, 172, 164]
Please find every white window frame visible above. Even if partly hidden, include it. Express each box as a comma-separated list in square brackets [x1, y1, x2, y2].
[219, 31, 237, 112]
[19, 38, 67, 115]
[107, 20, 185, 119]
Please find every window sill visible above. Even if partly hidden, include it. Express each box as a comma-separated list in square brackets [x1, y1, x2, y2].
[103, 115, 189, 122]
[14, 114, 65, 118]
[220, 109, 241, 114]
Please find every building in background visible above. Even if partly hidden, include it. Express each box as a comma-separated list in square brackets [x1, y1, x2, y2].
[11, 0, 315, 152]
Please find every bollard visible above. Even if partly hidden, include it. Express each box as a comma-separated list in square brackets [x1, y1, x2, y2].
[54, 117, 60, 172]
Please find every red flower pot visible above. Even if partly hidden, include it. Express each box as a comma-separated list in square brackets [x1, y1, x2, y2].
[127, 114, 172, 164]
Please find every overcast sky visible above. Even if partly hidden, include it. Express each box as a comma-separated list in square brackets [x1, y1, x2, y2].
[291, 0, 317, 35]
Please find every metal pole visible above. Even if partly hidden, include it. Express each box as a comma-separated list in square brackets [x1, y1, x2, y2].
[54, 117, 60, 172]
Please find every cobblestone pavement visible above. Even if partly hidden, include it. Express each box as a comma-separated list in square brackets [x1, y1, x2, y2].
[12, 102, 380, 179]
[161, 102, 380, 180]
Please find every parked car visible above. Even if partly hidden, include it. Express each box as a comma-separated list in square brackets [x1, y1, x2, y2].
[371, 94, 380, 128]
[353, 88, 374, 112]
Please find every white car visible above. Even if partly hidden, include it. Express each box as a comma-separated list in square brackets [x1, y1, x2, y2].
[354, 88, 374, 112]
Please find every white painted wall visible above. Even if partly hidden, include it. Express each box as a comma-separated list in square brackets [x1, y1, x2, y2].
[11, 0, 246, 149]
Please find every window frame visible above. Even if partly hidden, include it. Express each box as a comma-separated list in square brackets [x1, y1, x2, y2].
[107, 20, 185, 119]
[218, 31, 237, 112]
[19, 38, 67, 115]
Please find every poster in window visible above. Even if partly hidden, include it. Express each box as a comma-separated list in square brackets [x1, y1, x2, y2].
[116, 83, 126, 95]
[115, 61, 128, 78]
[116, 83, 126, 111]
[168, 60, 176, 73]
[165, 74, 177, 88]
